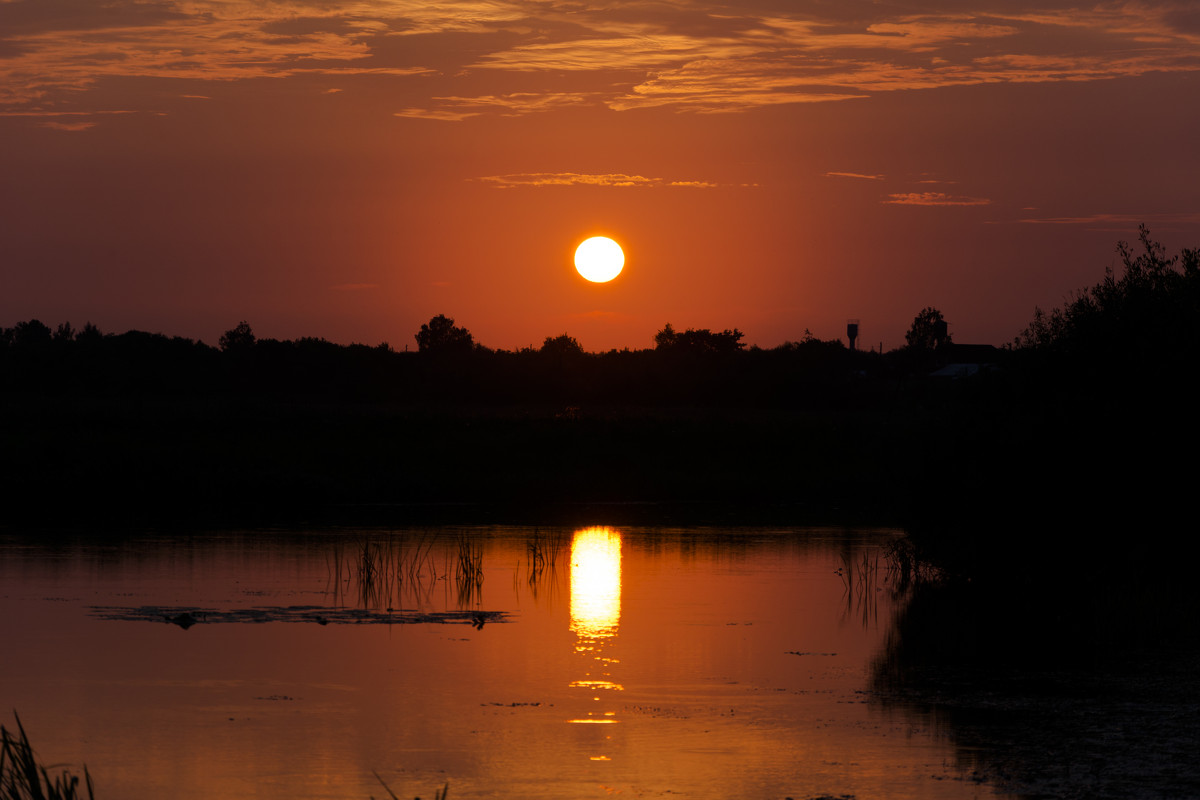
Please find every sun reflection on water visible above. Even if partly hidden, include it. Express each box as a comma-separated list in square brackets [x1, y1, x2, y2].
[570, 526, 622, 641]
[567, 527, 624, 746]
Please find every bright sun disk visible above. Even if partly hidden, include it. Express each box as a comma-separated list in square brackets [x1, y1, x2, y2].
[574, 236, 624, 283]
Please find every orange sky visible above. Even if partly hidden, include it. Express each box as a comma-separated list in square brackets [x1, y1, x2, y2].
[2, 0, 1199, 351]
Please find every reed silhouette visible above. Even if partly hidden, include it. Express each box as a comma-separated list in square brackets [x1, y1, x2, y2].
[0, 715, 93, 800]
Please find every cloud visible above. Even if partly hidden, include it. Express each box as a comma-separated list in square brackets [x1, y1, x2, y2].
[885, 192, 991, 206]
[397, 91, 597, 119]
[609, 58, 871, 112]
[472, 33, 756, 72]
[2, 1, 1199, 116]
[330, 283, 380, 291]
[475, 172, 724, 188]
[1011, 211, 1200, 229]
[0, 3, 429, 107]
[825, 171, 885, 181]
[394, 107, 480, 121]
[41, 120, 96, 131]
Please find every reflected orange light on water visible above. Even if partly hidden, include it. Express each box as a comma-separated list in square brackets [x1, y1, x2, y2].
[569, 526, 622, 641]
[568, 527, 623, 741]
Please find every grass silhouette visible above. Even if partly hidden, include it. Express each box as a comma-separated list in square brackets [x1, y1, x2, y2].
[0, 715, 92, 800]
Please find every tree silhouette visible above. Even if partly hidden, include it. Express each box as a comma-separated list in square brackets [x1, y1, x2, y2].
[654, 323, 678, 350]
[219, 321, 256, 352]
[904, 308, 951, 352]
[541, 333, 584, 358]
[415, 314, 474, 354]
[1015, 225, 1200, 365]
[654, 323, 745, 354]
[10, 319, 53, 349]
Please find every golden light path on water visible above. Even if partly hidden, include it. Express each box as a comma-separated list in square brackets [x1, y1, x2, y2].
[567, 526, 623, 756]
[570, 526, 622, 640]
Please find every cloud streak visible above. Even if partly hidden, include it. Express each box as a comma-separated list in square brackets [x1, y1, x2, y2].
[826, 171, 885, 181]
[2, 1, 1198, 115]
[1012, 211, 1200, 229]
[475, 172, 723, 188]
[885, 192, 992, 206]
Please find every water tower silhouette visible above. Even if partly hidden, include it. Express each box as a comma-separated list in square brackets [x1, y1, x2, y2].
[847, 319, 860, 351]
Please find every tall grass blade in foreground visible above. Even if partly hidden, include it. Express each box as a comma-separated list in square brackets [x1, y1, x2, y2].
[0, 714, 93, 800]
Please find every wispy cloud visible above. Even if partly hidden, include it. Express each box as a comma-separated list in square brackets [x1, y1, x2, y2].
[885, 192, 991, 206]
[1012, 211, 1200, 229]
[41, 120, 96, 131]
[394, 107, 480, 121]
[826, 171, 885, 181]
[2, 1, 1198, 115]
[475, 172, 724, 188]
[398, 91, 595, 119]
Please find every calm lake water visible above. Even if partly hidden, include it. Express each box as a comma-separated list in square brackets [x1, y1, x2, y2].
[0, 526, 1008, 800]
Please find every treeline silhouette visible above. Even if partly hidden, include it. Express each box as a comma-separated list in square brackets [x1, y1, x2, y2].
[2, 228, 1196, 539]
[1, 314, 915, 408]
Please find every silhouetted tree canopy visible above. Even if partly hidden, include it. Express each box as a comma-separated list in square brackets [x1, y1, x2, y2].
[654, 323, 745, 354]
[220, 320, 256, 352]
[1015, 225, 1200, 362]
[416, 314, 474, 354]
[541, 333, 584, 358]
[11, 319, 52, 349]
[904, 308, 951, 352]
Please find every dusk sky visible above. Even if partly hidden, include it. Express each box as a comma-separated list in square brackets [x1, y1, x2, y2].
[3, 0, 1199, 352]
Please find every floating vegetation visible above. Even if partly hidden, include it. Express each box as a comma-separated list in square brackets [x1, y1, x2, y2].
[88, 605, 510, 627]
[372, 773, 448, 800]
[0, 714, 93, 800]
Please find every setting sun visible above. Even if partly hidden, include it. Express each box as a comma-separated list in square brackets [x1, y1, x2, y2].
[574, 236, 625, 283]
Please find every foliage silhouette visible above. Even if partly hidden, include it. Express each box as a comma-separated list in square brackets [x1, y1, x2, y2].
[540, 333, 584, 358]
[654, 322, 745, 354]
[903, 307, 950, 352]
[219, 320, 256, 352]
[1015, 224, 1200, 375]
[415, 314, 474, 355]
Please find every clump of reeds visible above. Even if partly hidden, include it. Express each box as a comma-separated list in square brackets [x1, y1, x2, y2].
[838, 549, 882, 626]
[524, 529, 564, 601]
[0, 714, 93, 800]
[455, 535, 484, 608]
[328, 532, 441, 611]
[882, 537, 942, 590]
